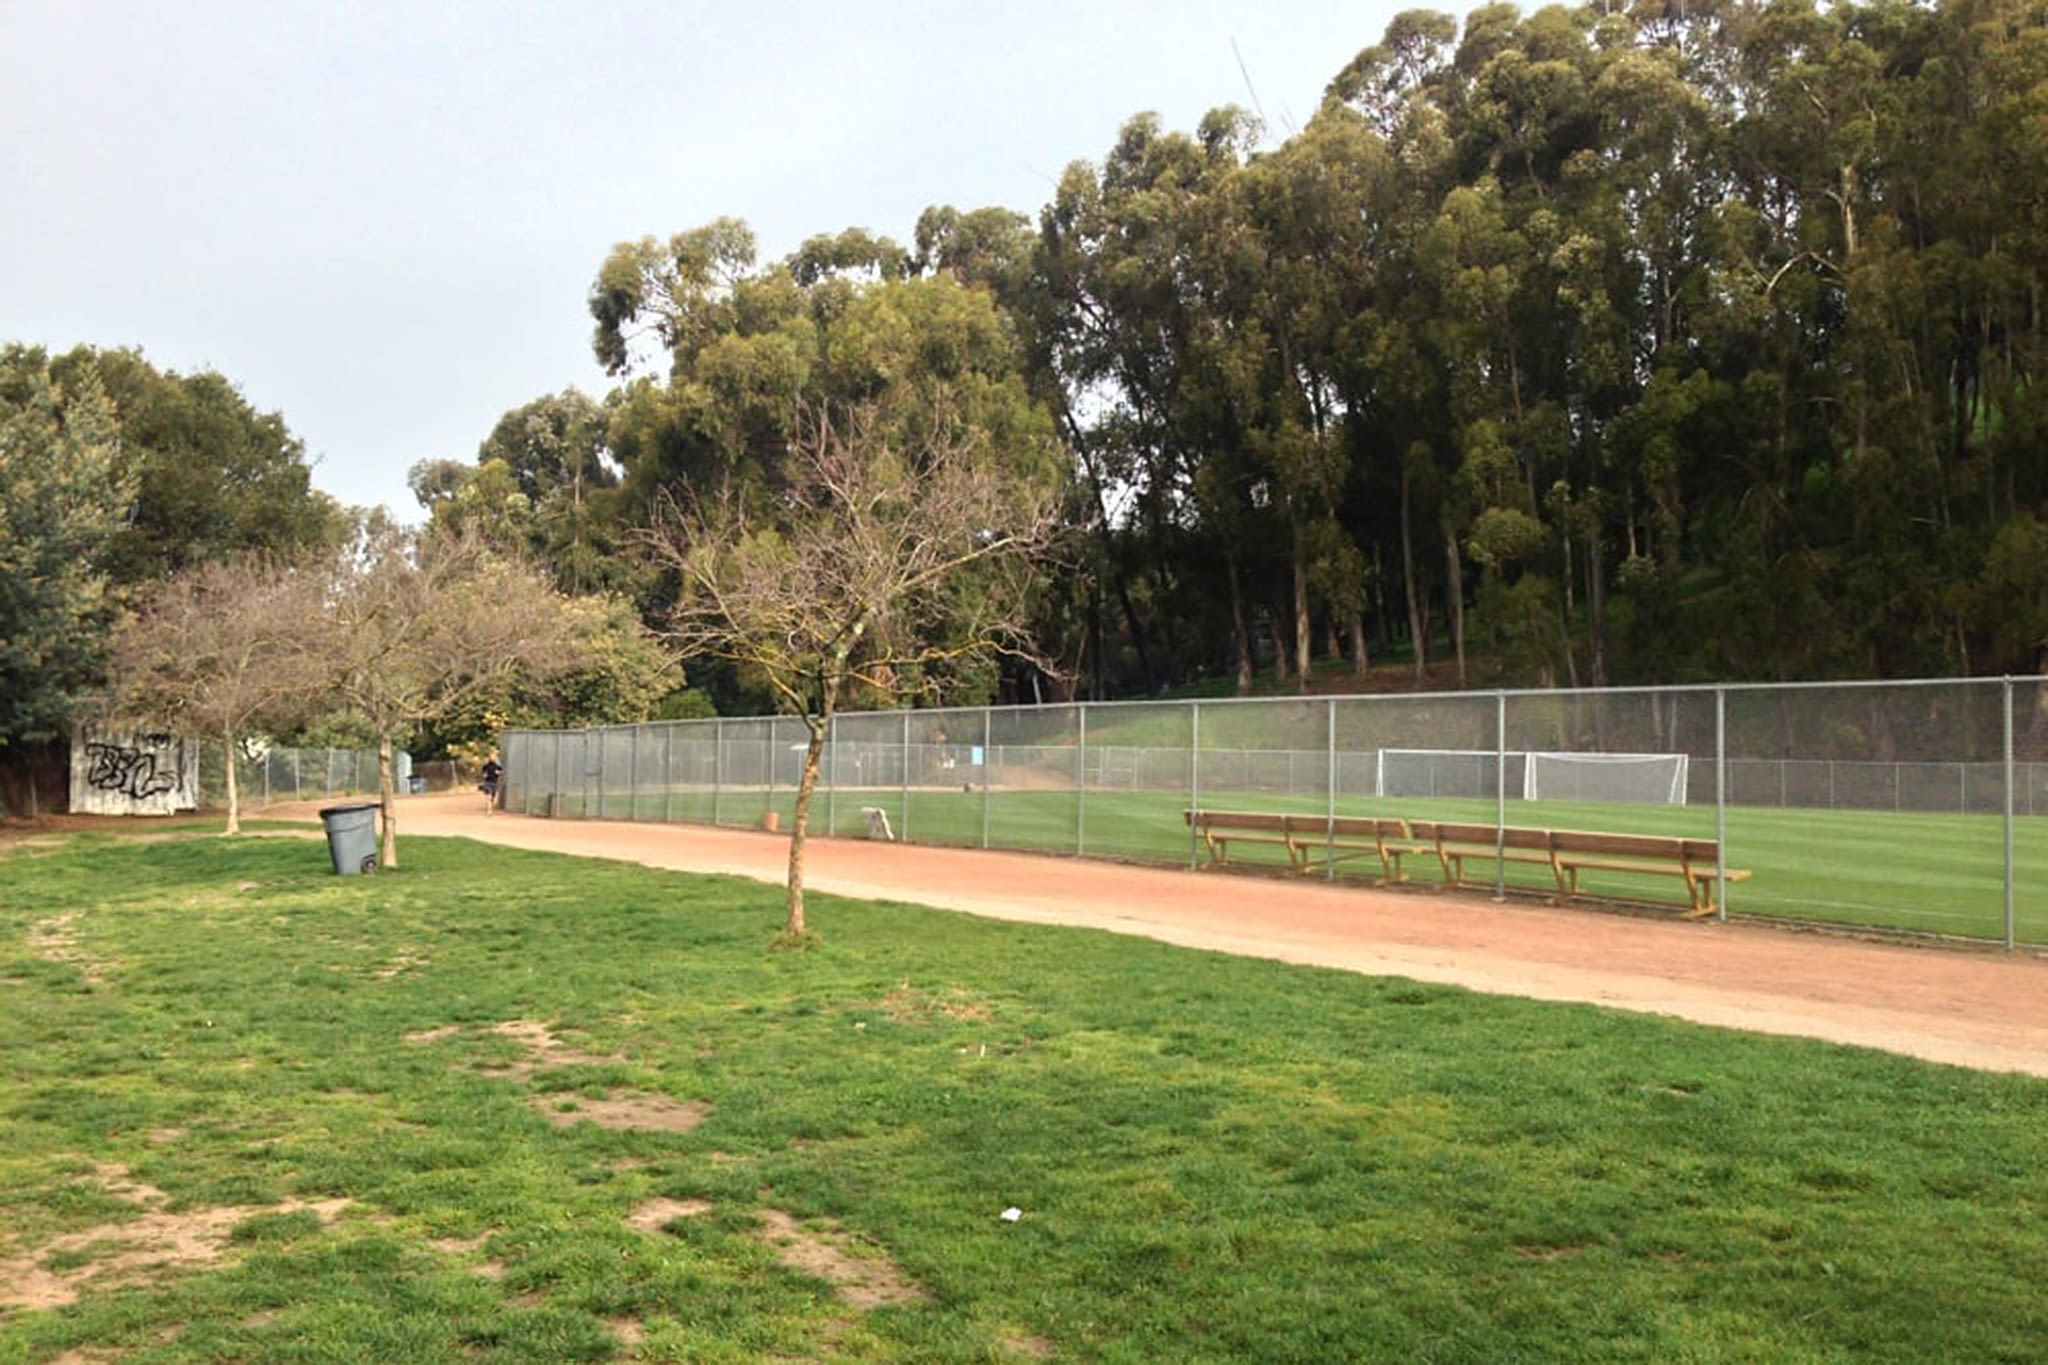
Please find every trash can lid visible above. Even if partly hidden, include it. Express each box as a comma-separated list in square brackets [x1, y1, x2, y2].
[318, 802, 381, 817]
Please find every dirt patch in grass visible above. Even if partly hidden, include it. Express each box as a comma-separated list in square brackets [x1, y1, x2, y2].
[534, 1092, 710, 1133]
[0, 1162, 353, 1311]
[627, 1196, 713, 1233]
[26, 912, 110, 984]
[996, 1331, 1056, 1359]
[432, 1233, 507, 1280]
[404, 1020, 710, 1133]
[402, 1025, 464, 1045]
[477, 1019, 621, 1078]
[756, 1207, 927, 1311]
[877, 982, 994, 1024]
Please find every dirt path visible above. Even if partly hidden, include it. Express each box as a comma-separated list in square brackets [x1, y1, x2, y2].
[357, 793, 2046, 1079]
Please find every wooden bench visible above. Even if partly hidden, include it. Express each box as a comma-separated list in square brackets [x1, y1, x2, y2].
[1185, 811, 1430, 882]
[1319, 815, 1435, 884]
[1408, 820, 1559, 889]
[1184, 809, 1310, 871]
[1183, 810, 1750, 917]
[1547, 830, 1749, 918]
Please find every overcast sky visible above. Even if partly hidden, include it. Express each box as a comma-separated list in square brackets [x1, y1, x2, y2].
[4, 0, 1405, 520]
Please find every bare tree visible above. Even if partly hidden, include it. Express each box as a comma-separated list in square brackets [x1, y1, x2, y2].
[646, 403, 1063, 940]
[106, 554, 324, 834]
[315, 527, 588, 868]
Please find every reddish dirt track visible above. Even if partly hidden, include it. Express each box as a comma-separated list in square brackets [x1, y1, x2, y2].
[378, 792, 2043, 1078]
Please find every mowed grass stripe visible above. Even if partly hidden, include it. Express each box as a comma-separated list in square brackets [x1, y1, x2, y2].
[0, 834, 2040, 1364]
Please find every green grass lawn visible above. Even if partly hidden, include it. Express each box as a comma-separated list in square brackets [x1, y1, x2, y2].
[2, 833, 2043, 1363]
[575, 785, 2048, 945]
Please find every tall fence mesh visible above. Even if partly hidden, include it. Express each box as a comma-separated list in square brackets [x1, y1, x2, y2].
[196, 745, 431, 806]
[502, 677, 2048, 948]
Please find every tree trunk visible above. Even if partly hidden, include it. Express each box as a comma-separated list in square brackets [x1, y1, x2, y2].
[377, 733, 398, 869]
[1445, 535, 1467, 688]
[1348, 611, 1369, 677]
[1587, 524, 1607, 689]
[1400, 465, 1427, 680]
[785, 711, 829, 939]
[223, 728, 241, 836]
[1228, 554, 1253, 697]
[1292, 521, 1312, 693]
[1059, 405, 1157, 692]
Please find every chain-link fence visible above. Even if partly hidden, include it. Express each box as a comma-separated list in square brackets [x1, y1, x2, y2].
[195, 745, 463, 806]
[503, 677, 2048, 948]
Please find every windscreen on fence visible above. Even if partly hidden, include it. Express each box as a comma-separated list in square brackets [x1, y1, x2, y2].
[500, 676, 2044, 948]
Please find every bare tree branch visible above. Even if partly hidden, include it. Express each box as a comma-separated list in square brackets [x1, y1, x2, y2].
[642, 400, 1063, 937]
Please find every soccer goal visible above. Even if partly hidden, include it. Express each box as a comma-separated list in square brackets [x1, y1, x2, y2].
[1375, 748, 1690, 804]
[1523, 751, 1690, 805]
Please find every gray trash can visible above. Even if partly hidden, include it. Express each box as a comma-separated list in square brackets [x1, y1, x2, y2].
[318, 802, 380, 875]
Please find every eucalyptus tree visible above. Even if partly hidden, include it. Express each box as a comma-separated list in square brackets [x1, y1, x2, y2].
[1035, 110, 1265, 691]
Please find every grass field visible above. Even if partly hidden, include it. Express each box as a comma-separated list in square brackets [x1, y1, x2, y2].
[552, 785, 2048, 945]
[2, 832, 2042, 1363]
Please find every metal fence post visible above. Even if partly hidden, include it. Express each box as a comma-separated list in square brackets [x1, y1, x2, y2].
[663, 724, 675, 824]
[2005, 677, 2016, 951]
[1325, 698, 1337, 880]
[827, 714, 837, 837]
[901, 710, 911, 843]
[1716, 685, 1729, 922]
[1077, 705, 1087, 857]
[981, 706, 992, 849]
[1189, 701, 1201, 869]
[713, 718, 724, 828]
[630, 724, 642, 819]
[1494, 691, 1507, 900]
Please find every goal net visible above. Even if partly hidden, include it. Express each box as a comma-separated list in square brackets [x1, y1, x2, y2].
[1375, 749, 1529, 800]
[1375, 749, 1689, 804]
[1523, 751, 1689, 805]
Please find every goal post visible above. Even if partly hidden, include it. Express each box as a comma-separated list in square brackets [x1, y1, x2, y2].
[1375, 748, 1690, 804]
[1523, 751, 1689, 805]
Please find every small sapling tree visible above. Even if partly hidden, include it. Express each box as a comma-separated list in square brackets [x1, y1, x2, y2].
[313, 526, 589, 868]
[107, 554, 325, 834]
[646, 401, 1062, 942]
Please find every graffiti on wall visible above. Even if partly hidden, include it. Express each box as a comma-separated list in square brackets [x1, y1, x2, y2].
[84, 736, 181, 799]
[70, 727, 198, 816]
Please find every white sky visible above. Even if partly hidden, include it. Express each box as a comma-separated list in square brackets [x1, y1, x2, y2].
[3, 0, 1404, 520]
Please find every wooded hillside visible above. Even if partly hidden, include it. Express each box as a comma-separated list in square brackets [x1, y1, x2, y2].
[482, 0, 2041, 704]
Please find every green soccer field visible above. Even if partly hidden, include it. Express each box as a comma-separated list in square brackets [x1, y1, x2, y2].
[571, 785, 2048, 946]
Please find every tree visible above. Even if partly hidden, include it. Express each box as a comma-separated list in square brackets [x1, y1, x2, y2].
[106, 555, 325, 834]
[0, 346, 132, 748]
[416, 592, 684, 760]
[314, 528, 590, 868]
[47, 346, 345, 586]
[646, 402, 1061, 940]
